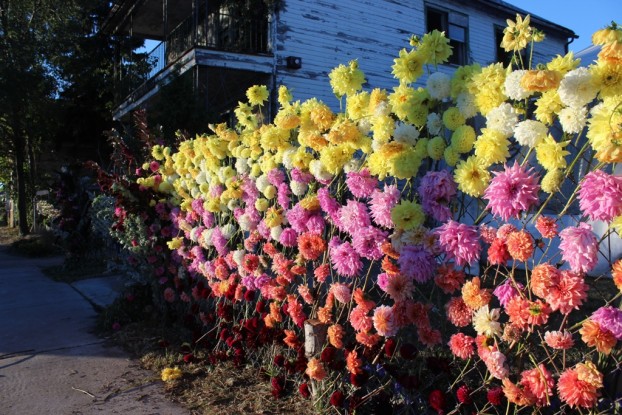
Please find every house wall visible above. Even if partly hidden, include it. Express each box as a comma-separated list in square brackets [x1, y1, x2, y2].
[274, 0, 570, 108]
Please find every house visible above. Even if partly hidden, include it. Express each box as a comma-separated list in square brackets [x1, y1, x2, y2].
[102, 0, 576, 124]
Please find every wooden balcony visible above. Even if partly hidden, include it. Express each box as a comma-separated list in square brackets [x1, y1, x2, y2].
[106, 0, 273, 119]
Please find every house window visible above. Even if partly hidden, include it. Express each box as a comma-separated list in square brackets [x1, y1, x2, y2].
[426, 6, 468, 65]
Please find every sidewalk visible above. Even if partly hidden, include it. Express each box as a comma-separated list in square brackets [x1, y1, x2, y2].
[0, 248, 188, 415]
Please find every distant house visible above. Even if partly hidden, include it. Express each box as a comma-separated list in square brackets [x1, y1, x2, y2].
[102, 0, 576, 123]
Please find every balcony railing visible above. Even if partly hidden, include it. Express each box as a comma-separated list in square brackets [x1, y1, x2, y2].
[116, 8, 271, 105]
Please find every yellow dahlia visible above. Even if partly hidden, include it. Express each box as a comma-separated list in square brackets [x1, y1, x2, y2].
[392, 48, 425, 84]
[454, 156, 491, 197]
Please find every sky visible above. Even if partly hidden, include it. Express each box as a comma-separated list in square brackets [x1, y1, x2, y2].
[504, 0, 621, 52]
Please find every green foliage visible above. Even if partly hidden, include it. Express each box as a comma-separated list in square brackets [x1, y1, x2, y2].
[0, 0, 148, 234]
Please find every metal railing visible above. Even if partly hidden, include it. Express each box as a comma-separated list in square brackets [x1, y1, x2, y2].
[116, 9, 271, 106]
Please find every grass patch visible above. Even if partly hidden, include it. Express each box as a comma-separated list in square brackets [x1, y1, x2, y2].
[6, 229, 63, 257]
[42, 257, 109, 283]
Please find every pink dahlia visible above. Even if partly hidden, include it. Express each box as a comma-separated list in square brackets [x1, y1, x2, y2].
[544, 330, 574, 350]
[276, 183, 292, 210]
[559, 223, 599, 274]
[435, 220, 481, 267]
[352, 226, 388, 260]
[368, 184, 400, 228]
[317, 186, 340, 219]
[382, 273, 414, 302]
[519, 364, 555, 407]
[544, 270, 588, 315]
[445, 297, 472, 327]
[488, 238, 510, 265]
[338, 199, 371, 236]
[373, 305, 398, 337]
[448, 333, 475, 359]
[330, 283, 352, 304]
[330, 239, 363, 277]
[480, 224, 497, 244]
[346, 168, 378, 198]
[493, 279, 522, 307]
[557, 365, 602, 408]
[578, 170, 622, 222]
[286, 203, 311, 234]
[418, 170, 457, 222]
[484, 163, 540, 221]
[398, 244, 437, 283]
[535, 215, 558, 239]
[484, 350, 510, 380]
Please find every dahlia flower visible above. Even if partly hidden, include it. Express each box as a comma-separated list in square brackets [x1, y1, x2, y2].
[472, 305, 502, 337]
[519, 364, 555, 407]
[557, 363, 602, 408]
[352, 226, 387, 260]
[368, 185, 400, 228]
[544, 270, 588, 315]
[398, 244, 436, 283]
[373, 305, 398, 337]
[434, 264, 465, 294]
[486, 103, 519, 137]
[559, 223, 599, 274]
[462, 277, 492, 310]
[329, 239, 363, 277]
[484, 163, 540, 221]
[559, 106, 588, 134]
[448, 333, 475, 359]
[418, 169, 457, 222]
[513, 119, 548, 147]
[578, 170, 622, 222]
[493, 279, 522, 307]
[558, 67, 598, 108]
[590, 306, 622, 340]
[339, 199, 371, 235]
[445, 297, 472, 327]
[535, 215, 558, 238]
[580, 320, 617, 354]
[435, 220, 481, 266]
[346, 168, 378, 199]
[506, 230, 534, 262]
[544, 330, 574, 350]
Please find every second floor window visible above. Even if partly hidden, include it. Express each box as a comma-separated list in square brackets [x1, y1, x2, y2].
[426, 6, 468, 65]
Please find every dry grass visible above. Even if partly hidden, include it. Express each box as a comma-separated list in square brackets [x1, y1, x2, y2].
[162, 363, 316, 415]
[0, 226, 21, 247]
[107, 320, 318, 415]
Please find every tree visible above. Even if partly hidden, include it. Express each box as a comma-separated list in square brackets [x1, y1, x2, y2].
[0, 0, 79, 234]
[0, 0, 146, 234]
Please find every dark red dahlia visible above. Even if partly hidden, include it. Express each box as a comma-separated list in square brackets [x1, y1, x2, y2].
[329, 390, 345, 407]
[384, 338, 397, 358]
[428, 389, 446, 413]
[299, 383, 311, 399]
[487, 386, 504, 406]
[456, 384, 472, 405]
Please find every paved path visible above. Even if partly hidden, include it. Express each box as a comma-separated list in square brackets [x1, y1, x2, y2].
[0, 248, 188, 415]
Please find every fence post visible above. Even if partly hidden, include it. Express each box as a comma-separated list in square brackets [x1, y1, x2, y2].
[304, 319, 327, 399]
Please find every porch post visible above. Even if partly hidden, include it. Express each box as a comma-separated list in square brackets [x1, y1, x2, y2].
[163, 0, 168, 60]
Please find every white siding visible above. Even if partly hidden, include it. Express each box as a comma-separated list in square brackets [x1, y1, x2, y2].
[273, 0, 570, 109]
